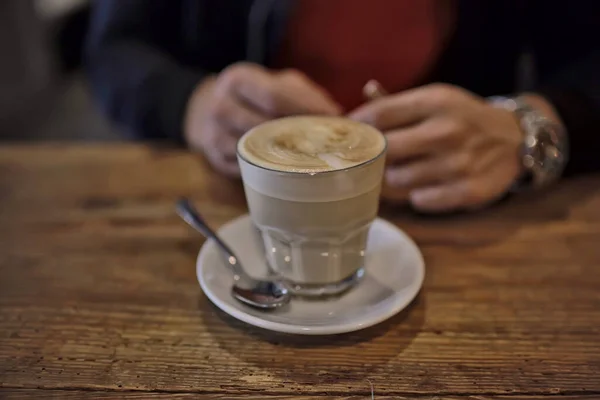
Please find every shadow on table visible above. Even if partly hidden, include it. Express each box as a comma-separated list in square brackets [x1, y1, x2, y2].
[199, 291, 426, 384]
[380, 175, 600, 248]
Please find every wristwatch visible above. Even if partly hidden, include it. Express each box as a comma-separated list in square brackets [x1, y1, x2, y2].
[488, 96, 569, 191]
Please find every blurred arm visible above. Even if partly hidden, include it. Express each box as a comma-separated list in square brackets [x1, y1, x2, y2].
[527, 1, 600, 176]
[85, 0, 206, 142]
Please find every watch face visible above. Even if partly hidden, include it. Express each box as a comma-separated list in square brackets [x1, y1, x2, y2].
[534, 122, 566, 185]
[489, 96, 568, 189]
[521, 112, 567, 187]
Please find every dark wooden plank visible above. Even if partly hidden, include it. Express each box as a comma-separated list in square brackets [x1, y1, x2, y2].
[1, 145, 600, 396]
[0, 389, 597, 399]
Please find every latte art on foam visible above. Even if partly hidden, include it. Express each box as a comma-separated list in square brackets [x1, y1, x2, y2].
[238, 116, 386, 172]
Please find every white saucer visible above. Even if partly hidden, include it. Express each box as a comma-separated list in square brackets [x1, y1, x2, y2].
[197, 215, 425, 335]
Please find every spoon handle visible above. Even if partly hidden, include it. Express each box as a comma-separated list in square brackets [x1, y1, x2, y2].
[176, 198, 241, 271]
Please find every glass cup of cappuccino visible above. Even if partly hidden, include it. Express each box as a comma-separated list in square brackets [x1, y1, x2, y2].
[237, 116, 386, 296]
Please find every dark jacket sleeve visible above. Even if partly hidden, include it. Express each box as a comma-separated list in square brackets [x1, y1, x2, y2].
[85, 0, 206, 142]
[527, 1, 600, 176]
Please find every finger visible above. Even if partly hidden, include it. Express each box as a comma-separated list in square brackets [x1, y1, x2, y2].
[213, 95, 268, 136]
[409, 180, 478, 213]
[218, 64, 277, 115]
[190, 127, 241, 177]
[203, 150, 241, 177]
[363, 79, 388, 101]
[200, 119, 240, 159]
[409, 175, 506, 213]
[213, 128, 239, 159]
[222, 65, 341, 117]
[385, 153, 471, 189]
[214, 158, 241, 177]
[349, 83, 459, 130]
[276, 70, 343, 116]
[385, 118, 462, 163]
[380, 181, 411, 204]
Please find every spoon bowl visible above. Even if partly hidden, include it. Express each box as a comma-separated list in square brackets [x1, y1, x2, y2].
[176, 198, 290, 309]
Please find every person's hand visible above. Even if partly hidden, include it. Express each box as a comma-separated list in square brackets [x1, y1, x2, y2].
[349, 83, 525, 212]
[184, 63, 342, 177]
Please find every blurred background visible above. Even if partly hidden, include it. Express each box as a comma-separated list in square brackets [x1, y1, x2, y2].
[0, 0, 118, 141]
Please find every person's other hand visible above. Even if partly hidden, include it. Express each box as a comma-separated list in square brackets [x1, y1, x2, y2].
[349, 84, 524, 212]
[184, 63, 342, 177]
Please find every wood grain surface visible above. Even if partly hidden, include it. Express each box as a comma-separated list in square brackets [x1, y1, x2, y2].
[1, 144, 599, 399]
[0, 391, 596, 400]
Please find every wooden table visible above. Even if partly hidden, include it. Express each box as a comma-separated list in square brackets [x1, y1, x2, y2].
[1, 143, 599, 399]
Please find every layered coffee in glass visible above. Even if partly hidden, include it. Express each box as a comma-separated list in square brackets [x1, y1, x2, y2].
[237, 116, 386, 296]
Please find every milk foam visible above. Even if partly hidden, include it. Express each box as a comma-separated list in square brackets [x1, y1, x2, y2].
[237, 116, 386, 202]
[238, 116, 386, 173]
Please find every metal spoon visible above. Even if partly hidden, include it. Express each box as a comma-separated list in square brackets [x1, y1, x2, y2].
[176, 198, 290, 309]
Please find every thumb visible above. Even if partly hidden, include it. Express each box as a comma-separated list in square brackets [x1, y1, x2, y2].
[276, 70, 343, 116]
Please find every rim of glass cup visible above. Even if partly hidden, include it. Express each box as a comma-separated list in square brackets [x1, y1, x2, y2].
[236, 127, 388, 176]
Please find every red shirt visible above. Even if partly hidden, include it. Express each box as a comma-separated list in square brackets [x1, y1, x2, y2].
[274, 0, 454, 111]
